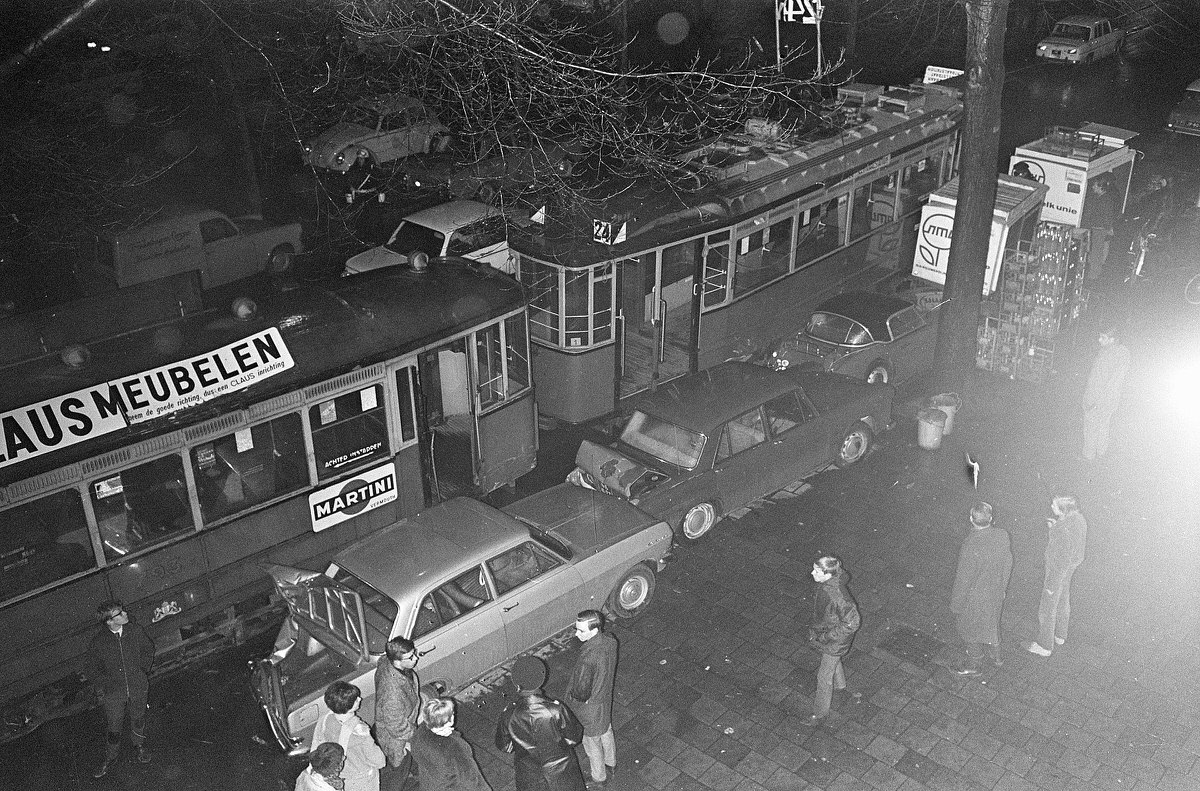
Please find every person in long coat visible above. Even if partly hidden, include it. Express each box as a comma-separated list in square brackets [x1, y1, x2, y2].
[495, 656, 586, 791]
[1082, 326, 1129, 461]
[806, 555, 861, 723]
[949, 502, 1013, 674]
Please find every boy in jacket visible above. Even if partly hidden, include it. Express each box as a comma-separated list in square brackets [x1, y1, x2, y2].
[312, 681, 386, 791]
[86, 599, 154, 778]
[807, 556, 861, 723]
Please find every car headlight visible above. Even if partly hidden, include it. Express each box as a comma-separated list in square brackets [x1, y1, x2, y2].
[1038, 45, 1047, 50]
[334, 151, 346, 165]
[302, 144, 312, 155]
[1068, 48, 1078, 54]
[768, 353, 789, 371]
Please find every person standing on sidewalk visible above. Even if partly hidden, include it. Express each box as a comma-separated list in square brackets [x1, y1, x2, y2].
[495, 655, 586, 791]
[566, 610, 618, 788]
[949, 502, 1013, 675]
[1027, 494, 1088, 657]
[375, 637, 421, 791]
[1082, 326, 1130, 461]
[806, 555, 860, 724]
[86, 599, 154, 778]
[312, 681, 386, 791]
[409, 697, 493, 791]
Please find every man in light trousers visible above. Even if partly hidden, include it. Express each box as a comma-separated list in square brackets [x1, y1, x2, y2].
[1027, 494, 1088, 656]
[566, 610, 618, 787]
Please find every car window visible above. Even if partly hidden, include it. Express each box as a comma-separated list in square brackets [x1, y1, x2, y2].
[1052, 23, 1090, 41]
[887, 306, 926, 339]
[716, 407, 767, 462]
[845, 321, 872, 345]
[619, 410, 705, 470]
[386, 221, 446, 258]
[199, 218, 237, 244]
[807, 312, 857, 344]
[487, 541, 562, 595]
[411, 565, 492, 639]
[447, 215, 508, 256]
[763, 392, 813, 437]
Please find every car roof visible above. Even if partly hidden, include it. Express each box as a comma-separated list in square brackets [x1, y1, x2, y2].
[815, 291, 912, 340]
[402, 200, 500, 233]
[333, 498, 525, 601]
[632, 362, 801, 431]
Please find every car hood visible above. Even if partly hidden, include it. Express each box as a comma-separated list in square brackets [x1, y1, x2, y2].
[1038, 36, 1085, 47]
[765, 334, 852, 370]
[344, 245, 406, 274]
[306, 122, 374, 155]
[567, 440, 671, 500]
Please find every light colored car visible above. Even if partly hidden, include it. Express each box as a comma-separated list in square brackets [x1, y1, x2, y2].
[762, 286, 942, 385]
[569, 362, 892, 541]
[1167, 78, 1200, 137]
[303, 94, 451, 172]
[1035, 15, 1124, 65]
[342, 200, 516, 275]
[249, 490, 672, 754]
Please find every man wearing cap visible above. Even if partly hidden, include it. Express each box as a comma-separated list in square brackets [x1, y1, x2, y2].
[1082, 326, 1129, 461]
[495, 655, 586, 791]
[949, 502, 1013, 675]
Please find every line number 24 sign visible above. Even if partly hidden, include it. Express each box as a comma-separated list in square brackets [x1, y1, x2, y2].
[778, 0, 823, 24]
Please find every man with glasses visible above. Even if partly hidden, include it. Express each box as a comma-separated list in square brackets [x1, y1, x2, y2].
[85, 599, 154, 778]
[376, 636, 421, 791]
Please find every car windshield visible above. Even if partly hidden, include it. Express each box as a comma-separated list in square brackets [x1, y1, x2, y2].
[385, 221, 446, 258]
[330, 567, 398, 655]
[619, 410, 705, 470]
[807, 312, 872, 346]
[1051, 24, 1090, 41]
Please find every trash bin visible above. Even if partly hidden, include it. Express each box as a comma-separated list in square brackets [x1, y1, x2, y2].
[928, 392, 962, 435]
[917, 408, 947, 450]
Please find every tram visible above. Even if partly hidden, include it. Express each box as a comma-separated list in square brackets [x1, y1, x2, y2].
[0, 260, 536, 740]
[515, 81, 964, 423]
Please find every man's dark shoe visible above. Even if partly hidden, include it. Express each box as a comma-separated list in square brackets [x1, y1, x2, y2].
[93, 761, 111, 779]
[605, 765, 616, 778]
[135, 746, 151, 764]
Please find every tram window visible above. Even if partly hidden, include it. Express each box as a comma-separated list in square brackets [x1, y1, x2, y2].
[395, 367, 418, 444]
[851, 172, 898, 241]
[900, 152, 945, 215]
[191, 413, 307, 524]
[592, 264, 614, 344]
[522, 258, 560, 344]
[564, 270, 589, 348]
[310, 384, 390, 482]
[794, 196, 842, 268]
[505, 314, 530, 391]
[0, 489, 94, 602]
[91, 455, 195, 561]
[476, 322, 507, 408]
[702, 232, 730, 308]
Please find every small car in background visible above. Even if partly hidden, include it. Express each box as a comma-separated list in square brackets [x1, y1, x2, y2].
[250, 491, 672, 754]
[342, 200, 516, 275]
[303, 94, 451, 172]
[1035, 15, 1124, 65]
[569, 362, 892, 541]
[761, 284, 942, 385]
[1166, 78, 1200, 137]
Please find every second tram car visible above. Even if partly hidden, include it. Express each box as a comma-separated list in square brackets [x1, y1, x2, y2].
[0, 260, 535, 741]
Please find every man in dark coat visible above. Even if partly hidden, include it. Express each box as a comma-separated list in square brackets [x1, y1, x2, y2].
[1082, 326, 1129, 461]
[950, 502, 1014, 675]
[807, 555, 861, 723]
[566, 610, 617, 787]
[376, 636, 421, 791]
[495, 655, 586, 791]
[409, 697, 492, 791]
[1027, 494, 1088, 657]
[85, 599, 155, 778]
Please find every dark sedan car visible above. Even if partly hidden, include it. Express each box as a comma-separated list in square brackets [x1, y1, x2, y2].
[569, 362, 893, 540]
[763, 285, 942, 385]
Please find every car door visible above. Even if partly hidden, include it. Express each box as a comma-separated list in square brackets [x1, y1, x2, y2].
[706, 406, 773, 509]
[199, 216, 254, 287]
[409, 564, 507, 692]
[885, 305, 932, 381]
[485, 541, 581, 656]
[757, 390, 826, 487]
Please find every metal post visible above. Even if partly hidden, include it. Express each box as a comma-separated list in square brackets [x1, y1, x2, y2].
[776, 1, 782, 71]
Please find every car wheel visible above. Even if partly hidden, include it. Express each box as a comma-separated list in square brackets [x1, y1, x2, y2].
[607, 565, 656, 621]
[268, 244, 295, 275]
[680, 502, 718, 540]
[835, 422, 873, 468]
[865, 362, 891, 385]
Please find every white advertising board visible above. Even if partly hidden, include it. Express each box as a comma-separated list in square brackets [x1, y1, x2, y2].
[308, 461, 398, 532]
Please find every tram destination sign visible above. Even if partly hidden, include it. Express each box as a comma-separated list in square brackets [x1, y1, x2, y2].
[308, 461, 397, 532]
[0, 328, 295, 471]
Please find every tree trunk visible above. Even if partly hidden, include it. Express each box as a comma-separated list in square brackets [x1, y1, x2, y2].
[930, 0, 1010, 396]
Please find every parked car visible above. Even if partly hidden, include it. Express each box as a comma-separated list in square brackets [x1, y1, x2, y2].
[343, 200, 515, 275]
[303, 94, 451, 172]
[250, 490, 672, 754]
[1166, 78, 1200, 137]
[568, 362, 892, 541]
[78, 207, 302, 290]
[760, 284, 942, 385]
[402, 141, 578, 204]
[1035, 15, 1124, 64]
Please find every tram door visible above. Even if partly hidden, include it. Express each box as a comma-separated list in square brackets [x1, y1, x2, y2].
[414, 339, 480, 501]
[616, 243, 698, 402]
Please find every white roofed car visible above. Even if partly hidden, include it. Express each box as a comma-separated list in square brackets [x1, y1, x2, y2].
[1035, 15, 1125, 65]
[248, 489, 672, 754]
[1167, 79, 1200, 137]
[343, 200, 515, 275]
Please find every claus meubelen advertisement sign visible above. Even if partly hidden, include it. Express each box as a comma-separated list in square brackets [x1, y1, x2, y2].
[0, 328, 294, 470]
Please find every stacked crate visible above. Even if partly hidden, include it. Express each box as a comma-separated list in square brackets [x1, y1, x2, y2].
[976, 222, 1088, 382]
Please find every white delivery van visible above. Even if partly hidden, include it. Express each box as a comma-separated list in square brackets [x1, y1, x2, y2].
[343, 200, 515, 276]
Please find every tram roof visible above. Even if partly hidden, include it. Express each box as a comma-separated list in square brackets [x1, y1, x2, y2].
[631, 362, 802, 432]
[0, 260, 524, 482]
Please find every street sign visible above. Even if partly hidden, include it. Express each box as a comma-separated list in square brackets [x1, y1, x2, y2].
[592, 220, 627, 245]
[778, 0, 822, 24]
